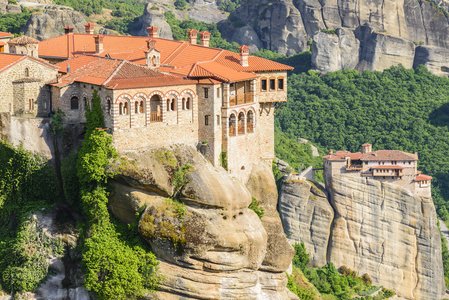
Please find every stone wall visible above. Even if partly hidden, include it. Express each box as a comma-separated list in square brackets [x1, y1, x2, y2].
[0, 56, 57, 117]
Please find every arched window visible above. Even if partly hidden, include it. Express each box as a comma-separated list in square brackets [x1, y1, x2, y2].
[171, 98, 175, 111]
[29, 99, 33, 111]
[70, 96, 79, 110]
[186, 97, 191, 110]
[107, 99, 111, 114]
[150, 95, 162, 122]
[119, 103, 123, 115]
[135, 101, 139, 114]
[229, 114, 236, 136]
[238, 112, 245, 134]
[167, 100, 170, 111]
[139, 101, 144, 113]
[247, 110, 254, 133]
[123, 102, 128, 115]
[182, 98, 186, 110]
[24, 68, 29, 77]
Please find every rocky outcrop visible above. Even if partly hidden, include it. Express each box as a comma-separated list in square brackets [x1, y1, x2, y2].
[0, 0, 22, 14]
[110, 145, 296, 299]
[312, 29, 359, 72]
[132, 4, 173, 39]
[413, 45, 449, 77]
[218, 0, 449, 74]
[278, 179, 333, 267]
[327, 175, 445, 300]
[21, 5, 86, 41]
[278, 174, 446, 299]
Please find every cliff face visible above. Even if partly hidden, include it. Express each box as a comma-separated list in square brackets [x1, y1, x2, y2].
[278, 175, 446, 300]
[218, 0, 449, 74]
[110, 145, 296, 299]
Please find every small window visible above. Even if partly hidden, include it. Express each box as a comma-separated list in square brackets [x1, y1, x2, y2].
[217, 115, 220, 126]
[107, 99, 111, 114]
[203, 88, 209, 99]
[205, 115, 210, 125]
[171, 98, 175, 111]
[83, 97, 87, 110]
[270, 78, 275, 90]
[278, 78, 284, 90]
[261, 79, 267, 91]
[123, 102, 128, 115]
[167, 100, 170, 111]
[217, 87, 220, 98]
[24, 68, 29, 77]
[135, 101, 139, 114]
[186, 97, 191, 110]
[139, 101, 144, 113]
[71, 96, 79, 110]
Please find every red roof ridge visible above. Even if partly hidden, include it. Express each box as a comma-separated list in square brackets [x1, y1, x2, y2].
[211, 49, 224, 62]
[103, 59, 127, 86]
[163, 41, 189, 65]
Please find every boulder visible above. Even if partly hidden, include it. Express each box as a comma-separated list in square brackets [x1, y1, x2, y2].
[278, 179, 333, 267]
[110, 145, 296, 299]
[327, 174, 446, 300]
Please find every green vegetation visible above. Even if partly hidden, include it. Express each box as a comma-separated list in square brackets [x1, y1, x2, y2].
[252, 49, 312, 74]
[0, 142, 60, 295]
[220, 150, 228, 170]
[276, 65, 449, 218]
[172, 163, 193, 198]
[438, 221, 449, 288]
[174, 0, 188, 11]
[249, 197, 265, 219]
[77, 91, 162, 299]
[216, 0, 241, 12]
[289, 242, 395, 299]
[164, 11, 240, 52]
[0, 8, 34, 35]
[321, 29, 337, 34]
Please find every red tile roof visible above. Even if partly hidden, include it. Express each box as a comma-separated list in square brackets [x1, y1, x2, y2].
[415, 174, 432, 181]
[322, 151, 362, 161]
[9, 35, 39, 45]
[51, 55, 195, 89]
[0, 31, 13, 38]
[0, 53, 58, 73]
[371, 165, 405, 170]
[39, 33, 293, 80]
[360, 150, 418, 161]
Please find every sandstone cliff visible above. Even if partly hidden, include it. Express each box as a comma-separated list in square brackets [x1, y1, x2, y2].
[109, 145, 297, 299]
[218, 0, 449, 75]
[278, 175, 446, 300]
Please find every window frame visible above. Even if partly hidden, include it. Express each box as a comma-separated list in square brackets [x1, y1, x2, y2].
[261, 78, 267, 92]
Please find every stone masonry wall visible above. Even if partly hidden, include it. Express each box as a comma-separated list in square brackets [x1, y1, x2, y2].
[0, 57, 57, 116]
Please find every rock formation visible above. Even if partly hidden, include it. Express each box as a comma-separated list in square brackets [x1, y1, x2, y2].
[21, 4, 86, 41]
[110, 145, 297, 299]
[413, 45, 449, 76]
[278, 179, 333, 267]
[218, 0, 449, 75]
[132, 4, 173, 39]
[278, 174, 446, 300]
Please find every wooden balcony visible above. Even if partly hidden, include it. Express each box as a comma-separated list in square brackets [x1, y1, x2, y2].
[150, 111, 161, 122]
[346, 164, 363, 171]
[230, 92, 254, 106]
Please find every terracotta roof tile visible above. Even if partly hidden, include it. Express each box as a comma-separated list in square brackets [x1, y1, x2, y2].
[9, 35, 39, 45]
[0, 31, 13, 38]
[360, 150, 418, 161]
[56, 55, 99, 73]
[415, 174, 432, 181]
[0, 53, 25, 71]
[38, 33, 293, 77]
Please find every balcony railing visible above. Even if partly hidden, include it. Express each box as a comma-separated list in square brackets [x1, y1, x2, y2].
[230, 92, 254, 106]
[150, 111, 161, 122]
[346, 164, 363, 171]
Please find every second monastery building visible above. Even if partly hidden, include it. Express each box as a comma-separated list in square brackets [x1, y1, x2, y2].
[0, 24, 293, 181]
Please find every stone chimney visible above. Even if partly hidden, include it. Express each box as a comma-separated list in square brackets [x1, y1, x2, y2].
[64, 26, 74, 34]
[330, 149, 333, 155]
[94, 35, 104, 54]
[188, 29, 198, 44]
[238, 45, 250, 67]
[84, 22, 95, 34]
[199, 31, 210, 47]
[362, 143, 372, 154]
[147, 26, 159, 38]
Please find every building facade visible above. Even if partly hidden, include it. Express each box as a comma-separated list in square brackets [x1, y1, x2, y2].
[323, 143, 432, 197]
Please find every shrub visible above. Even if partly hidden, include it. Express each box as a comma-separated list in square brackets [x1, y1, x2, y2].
[249, 197, 265, 219]
[292, 242, 310, 272]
